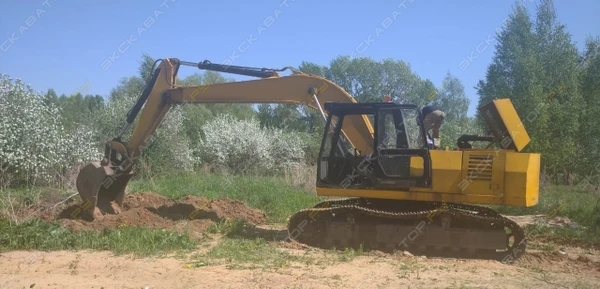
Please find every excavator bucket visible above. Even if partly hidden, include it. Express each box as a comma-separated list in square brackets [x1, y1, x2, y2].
[75, 141, 134, 221]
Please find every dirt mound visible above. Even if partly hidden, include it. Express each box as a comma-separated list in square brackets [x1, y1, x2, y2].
[51, 192, 267, 237]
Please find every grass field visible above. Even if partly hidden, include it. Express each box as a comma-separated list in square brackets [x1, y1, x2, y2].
[1, 171, 599, 259]
[2, 172, 600, 289]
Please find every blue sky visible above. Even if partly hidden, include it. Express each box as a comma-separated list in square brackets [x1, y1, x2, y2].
[1, 0, 598, 116]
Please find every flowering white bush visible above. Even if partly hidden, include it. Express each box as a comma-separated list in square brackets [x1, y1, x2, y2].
[62, 123, 103, 165]
[197, 114, 305, 174]
[91, 87, 138, 140]
[0, 71, 306, 185]
[0, 74, 101, 185]
[142, 105, 197, 173]
[269, 130, 306, 171]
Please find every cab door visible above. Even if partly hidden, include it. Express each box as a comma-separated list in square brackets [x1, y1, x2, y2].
[372, 106, 432, 189]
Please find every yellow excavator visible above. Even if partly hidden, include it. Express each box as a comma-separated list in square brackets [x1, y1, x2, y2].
[75, 58, 540, 263]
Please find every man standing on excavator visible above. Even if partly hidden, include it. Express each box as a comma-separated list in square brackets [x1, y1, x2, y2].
[382, 95, 445, 149]
[421, 104, 445, 149]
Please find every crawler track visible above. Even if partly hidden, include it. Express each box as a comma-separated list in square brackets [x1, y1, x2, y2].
[287, 197, 526, 263]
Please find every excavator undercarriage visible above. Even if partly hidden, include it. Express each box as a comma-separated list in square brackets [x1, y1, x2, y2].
[288, 197, 525, 262]
[74, 57, 539, 264]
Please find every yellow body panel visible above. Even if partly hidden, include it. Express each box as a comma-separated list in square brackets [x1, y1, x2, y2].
[316, 149, 540, 207]
[504, 152, 540, 206]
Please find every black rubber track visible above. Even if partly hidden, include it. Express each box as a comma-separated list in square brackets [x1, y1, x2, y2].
[287, 197, 526, 263]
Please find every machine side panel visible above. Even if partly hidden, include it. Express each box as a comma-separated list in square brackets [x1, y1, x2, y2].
[410, 150, 463, 194]
[504, 152, 540, 207]
[316, 149, 539, 207]
[459, 150, 506, 198]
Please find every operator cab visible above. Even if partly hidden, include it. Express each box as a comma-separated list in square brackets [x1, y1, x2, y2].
[316, 102, 432, 191]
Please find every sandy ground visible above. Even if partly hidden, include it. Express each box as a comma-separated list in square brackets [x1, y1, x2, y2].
[1, 192, 599, 289]
[1, 246, 599, 289]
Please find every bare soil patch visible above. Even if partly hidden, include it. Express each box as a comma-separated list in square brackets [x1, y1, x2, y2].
[30, 192, 267, 237]
[1, 249, 599, 289]
[2, 193, 600, 288]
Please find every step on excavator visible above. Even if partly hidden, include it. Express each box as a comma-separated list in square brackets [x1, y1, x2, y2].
[75, 58, 540, 263]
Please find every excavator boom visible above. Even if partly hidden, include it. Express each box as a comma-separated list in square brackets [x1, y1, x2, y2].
[75, 58, 374, 220]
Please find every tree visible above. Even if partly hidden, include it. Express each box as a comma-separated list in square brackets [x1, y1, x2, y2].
[577, 37, 600, 178]
[476, 2, 549, 157]
[138, 53, 156, 82]
[430, 72, 475, 147]
[85, 94, 105, 112]
[321, 56, 434, 104]
[108, 76, 146, 103]
[431, 72, 469, 123]
[255, 56, 446, 161]
[475, 0, 593, 183]
[533, 0, 584, 182]
[262, 56, 438, 134]
[43, 88, 58, 106]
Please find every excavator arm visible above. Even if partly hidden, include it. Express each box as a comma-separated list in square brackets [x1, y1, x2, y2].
[75, 58, 374, 221]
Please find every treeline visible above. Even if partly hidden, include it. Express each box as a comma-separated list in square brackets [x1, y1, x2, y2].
[475, 0, 600, 184]
[1, 0, 598, 189]
[0, 50, 477, 188]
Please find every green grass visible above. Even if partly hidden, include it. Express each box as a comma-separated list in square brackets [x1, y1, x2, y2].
[490, 185, 600, 225]
[490, 184, 600, 246]
[188, 236, 365, 270]
[129, 172, 322, 223]
[0, 218, 197, 257]
[0, 186, 72, 208]
[2, 172, 600, 258]
[190, 237, 312, 270]
[0, 172, 323, 258]
[523, 224, 600, 247]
